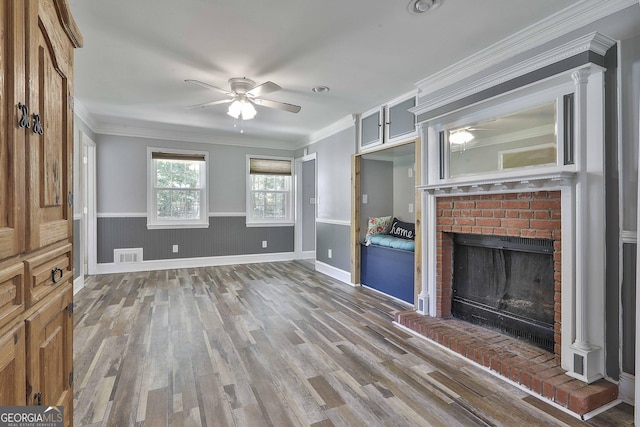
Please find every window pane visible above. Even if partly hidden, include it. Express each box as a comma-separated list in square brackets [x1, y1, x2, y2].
[155, 159, 203, 188]
[248, 169, 291, 222]
[156, 189, 201, 220]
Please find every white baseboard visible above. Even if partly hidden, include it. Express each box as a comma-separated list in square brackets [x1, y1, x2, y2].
[298, 250, 316, 260]
[314, 261, 352, 285]
[619, 372, 635, 405]
[95, 252, 296, 275]
[73, 276, 85, 295]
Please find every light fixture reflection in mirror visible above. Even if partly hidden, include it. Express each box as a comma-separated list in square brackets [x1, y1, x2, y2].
[447, 101, 558, 177]
[449, 129, 474, 145]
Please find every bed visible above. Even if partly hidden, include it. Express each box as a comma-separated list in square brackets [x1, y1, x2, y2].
[360, 217, 415, 304]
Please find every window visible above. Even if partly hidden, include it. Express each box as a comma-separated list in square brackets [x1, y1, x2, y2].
[247, 156, 293, 226]
[147, 148, 208, 229]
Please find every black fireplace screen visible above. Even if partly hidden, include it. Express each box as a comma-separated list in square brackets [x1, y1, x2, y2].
[452, 234, 555, 352]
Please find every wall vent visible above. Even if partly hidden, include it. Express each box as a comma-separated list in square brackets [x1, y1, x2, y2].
[114, 248, 143, 264]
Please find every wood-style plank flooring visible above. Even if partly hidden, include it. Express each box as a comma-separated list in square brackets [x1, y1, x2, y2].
[73, 261, 634, 426]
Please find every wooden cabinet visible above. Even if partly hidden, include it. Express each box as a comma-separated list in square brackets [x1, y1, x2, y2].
[0, 0, 81, 420]
[26, 284, 73, 420]
[358, 94, 417, 152]
[0, 321, 27, 406]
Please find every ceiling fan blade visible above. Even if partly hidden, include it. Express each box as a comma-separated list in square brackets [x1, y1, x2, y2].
[247, 81, 281, 98]
[185, 79, 232, 96]
[185, 99, 232, 110]
[253, 98, 301, 113]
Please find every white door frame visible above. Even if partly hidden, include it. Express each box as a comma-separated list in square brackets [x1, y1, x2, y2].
[81, 131, 98, 276]
[295, 152, 317, 261]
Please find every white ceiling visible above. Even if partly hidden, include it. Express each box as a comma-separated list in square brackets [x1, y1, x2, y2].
[68, 0, 637, 148]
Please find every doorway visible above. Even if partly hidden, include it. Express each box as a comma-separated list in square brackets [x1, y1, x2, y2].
[81, 132, 97, 277]
[295, 153, 317, 263]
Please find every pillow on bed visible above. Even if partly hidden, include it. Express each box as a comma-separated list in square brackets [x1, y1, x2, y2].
[389, 218, 415, 240]
[365, 216, 392, 241]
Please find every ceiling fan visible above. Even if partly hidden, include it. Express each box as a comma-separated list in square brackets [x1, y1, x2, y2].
[185, 78, 301, 120]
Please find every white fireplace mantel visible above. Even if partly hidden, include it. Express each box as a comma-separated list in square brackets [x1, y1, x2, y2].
[417, 170, 576, 196]
[417, 33, 613, 384]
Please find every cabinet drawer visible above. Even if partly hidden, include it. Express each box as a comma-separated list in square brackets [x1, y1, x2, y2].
[0, 262, 25, 329]
[24, 243, 72, 308]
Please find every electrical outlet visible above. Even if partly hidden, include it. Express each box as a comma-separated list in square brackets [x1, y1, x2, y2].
[328, 249, 332, 259]
[362, 194, 368, 204]
[262, 240, 268, 248]
[408, 168, 413, 178]
[172, 244, 178, 253]
[409, 203, 414, 213]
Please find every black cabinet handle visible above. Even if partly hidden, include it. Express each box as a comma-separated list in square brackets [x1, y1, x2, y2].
[34, 392, 42, 406]
[18, 103, 30, 128]
[32, 114, 44, 135]
[51, 267, 63, 284]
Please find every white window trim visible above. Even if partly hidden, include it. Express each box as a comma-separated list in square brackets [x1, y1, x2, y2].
[246, 154, 295, 227]
[147, 147, 209, 230]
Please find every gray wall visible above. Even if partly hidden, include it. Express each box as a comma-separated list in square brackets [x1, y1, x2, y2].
[98, 216, 293, 262]
[393, 155, 416, 223]
[301, 159, 316, 252]
[96, 134, 293, 214]
[360, 159, 393, 241]
[316, 222, 350, 271]
[310, 127, 355, 222]
[306, 127, 356, 272]
[94, 134, 296, 263]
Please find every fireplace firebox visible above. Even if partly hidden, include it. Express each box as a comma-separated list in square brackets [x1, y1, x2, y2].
[452, 233, 555, 352]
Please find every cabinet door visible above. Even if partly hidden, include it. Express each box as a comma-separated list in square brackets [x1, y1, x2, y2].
[385, 96, 416, 144]
[25, 284, 73, 422]
[25, 0, 75, 251]
[0, 262, 25, 330]
[0, 321, 26, 405]
[360, 107, 384, 150]
[0, 0, 26, 259]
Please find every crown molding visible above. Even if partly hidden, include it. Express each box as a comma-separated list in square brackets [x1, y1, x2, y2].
[411, 32, 614, 118]
[91, 119, 298, 150]
[414, 0, 634, 97]
[304, 114, 356, 147]
[73, 98, 99, 132]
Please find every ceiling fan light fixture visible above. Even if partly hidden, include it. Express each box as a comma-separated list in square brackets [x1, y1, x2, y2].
[227, 98, 257, 120]
[408, 0, 440, 14]
[241, 101, 257, 120]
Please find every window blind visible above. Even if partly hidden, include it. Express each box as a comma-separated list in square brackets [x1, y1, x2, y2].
[249, 158, 292, 175]
[152, 152, 206, 161]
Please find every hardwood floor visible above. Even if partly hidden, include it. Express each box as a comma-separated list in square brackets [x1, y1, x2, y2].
[73, 262, 634, 426]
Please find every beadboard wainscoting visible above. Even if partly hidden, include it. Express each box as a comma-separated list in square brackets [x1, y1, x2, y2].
[96, 215, 294, 273]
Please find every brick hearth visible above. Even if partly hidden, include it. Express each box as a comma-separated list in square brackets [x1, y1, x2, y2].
[395, 311, 618, 416]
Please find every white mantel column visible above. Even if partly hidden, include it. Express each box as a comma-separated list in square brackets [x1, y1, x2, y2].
[567, 66, 606, 384]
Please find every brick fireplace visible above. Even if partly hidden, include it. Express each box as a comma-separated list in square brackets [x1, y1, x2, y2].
[435, 191, 562, 355]
[395, 186, 618, 415]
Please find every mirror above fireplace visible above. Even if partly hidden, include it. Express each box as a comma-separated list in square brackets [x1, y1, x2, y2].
[448, 101, 560, 177]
